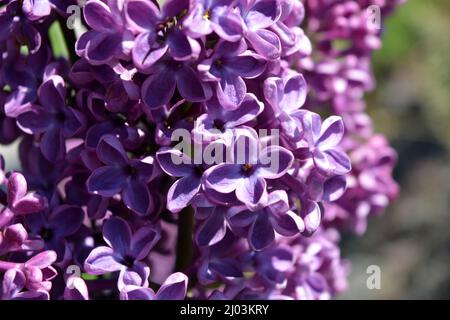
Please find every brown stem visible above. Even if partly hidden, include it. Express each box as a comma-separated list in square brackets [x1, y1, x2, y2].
[174, 206, 194, 272]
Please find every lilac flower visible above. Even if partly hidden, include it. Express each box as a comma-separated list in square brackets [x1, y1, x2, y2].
[204, 132, 294, 210]
[17, 75, 85, 162]
[84, 217, 160, 290]
[125, 0, 200, 71]
[229, 190, 304, 250]
[298, 111, 351, 176]
[0, 172, 46, 228]
[0, 250, 57, 295]
[1, 268, 49, 300]
[76, 0, 133, 65]
[156, 148, 204, 213]
[87, 135, 156, 215]
[63, 276, 89, 300]
[263, 73, 307, 142]
[141, 57, 212, 109]
[194, 93, 264, 142]
[183, 0, 244, 42]
[0, 223, 44, 255]
[120, 272, 188, 300]
[25, 205, 84, 260]
[149, 99, 202, 146]
[21, 0, 52, 21]
[240, 0, 282, 60]
[1, 45, 50, 118]
[199, 40, 266, 108]
[0, 1, 42, 53]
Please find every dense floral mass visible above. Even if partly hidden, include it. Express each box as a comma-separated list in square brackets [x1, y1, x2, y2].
[0, 0, 402, 299]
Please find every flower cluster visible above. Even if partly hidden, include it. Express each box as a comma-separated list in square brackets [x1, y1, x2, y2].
[0, 0, 401, 300]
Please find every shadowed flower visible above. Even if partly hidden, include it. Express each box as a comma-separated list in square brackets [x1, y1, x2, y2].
[84, 217, 160, 290]
[87, 135, 155, 215]
[17, 75, 85, 162]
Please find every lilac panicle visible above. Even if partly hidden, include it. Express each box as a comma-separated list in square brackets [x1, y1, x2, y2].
[0, 0, 402, 300]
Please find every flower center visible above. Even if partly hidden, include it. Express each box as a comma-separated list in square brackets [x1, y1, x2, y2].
[213, 118, 225, 132]
[55, 112, 66, 123]
[241, 163, 254, 175]
[40, 227, 54, 241]
[125, 165, 138, 178]
[214, 59, 223, 69]
[121, 255, 135, 268]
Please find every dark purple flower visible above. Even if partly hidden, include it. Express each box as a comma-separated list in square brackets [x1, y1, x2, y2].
[125, 0, 200, 71]
[229, 189, 304, 250]
[199, 40, 266, 108]
[0, 1, 42, 53]
[76, 0, 133, 65]
[87, 135, 156, 215]
[84, 217, 160, 290]
[25, 205, 84, 260]
[17, 75, 85, 162]
[156, 148, 204, 213]
[141, 57, 212, 109]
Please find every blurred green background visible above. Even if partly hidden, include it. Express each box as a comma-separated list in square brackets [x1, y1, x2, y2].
[340, 0, 450, 299]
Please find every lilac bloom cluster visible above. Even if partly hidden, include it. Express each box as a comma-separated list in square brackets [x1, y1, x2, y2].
[296, 0, 402, 234]
[0, 0, 402, 300]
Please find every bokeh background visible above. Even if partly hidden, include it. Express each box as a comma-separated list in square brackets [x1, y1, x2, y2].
[339, 0, 450, 299]
[1, 0, 449, 300]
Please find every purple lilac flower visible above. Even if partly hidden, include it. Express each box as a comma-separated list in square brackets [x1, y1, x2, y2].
[228, 189, 304, 250]
[204, 132, 294, 210]
[76, 0, 133, 65]
[84, 216, 160, 290]
[141, 57, 212, 109]
[239, 0, 282, 60]
[25, 205, 84, 262]
[17, 75, 85, 162]
[125, 0, 200, 71]
[120, 272, 188, 300]
[156, 148, 205, 213]
[199, 40, 266, 108]
[194, 93, 264, 142]
[87, 135, 156, 215]
[0, 172, 46, 228]
[183, 0, 244, 42]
